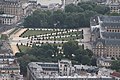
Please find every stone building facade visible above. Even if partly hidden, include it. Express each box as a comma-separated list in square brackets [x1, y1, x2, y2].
[108, 0, 120, 13]
[0, 14, 17, 25]
[0, 0, 23, 21]
[91, 16, 120, 58]
[95, 0, 120, 13]
[27, 60, 112, 80]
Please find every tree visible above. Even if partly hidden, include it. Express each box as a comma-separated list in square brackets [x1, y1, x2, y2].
[94, 5, 110, 15]
[85, 49, 93, 57]
[17, 42, 95, 76]
[91, 57, 97, 66]
[79, 4, 93, 11]
[15, 52, 25, 57]
[83, 10, 97, 27]
[65, 4, 83, 13]
[111, 60, 120, 72]
[63, 41, 79, 58]
[81, 55, 91, 65]
[24, 1, 110, 28]
[18, 55, 38, 76]
[50, 10, 66, 27]
[24, 12, 49, 28]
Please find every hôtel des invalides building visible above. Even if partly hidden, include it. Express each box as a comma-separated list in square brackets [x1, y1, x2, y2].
[90, 15, 120, 59]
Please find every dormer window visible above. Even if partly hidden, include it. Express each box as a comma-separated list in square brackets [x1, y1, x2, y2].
[112, 30, 114, 32]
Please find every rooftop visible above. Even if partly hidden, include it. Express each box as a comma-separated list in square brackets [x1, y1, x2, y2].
[111, 72, 120, 78]
[93, 38, 120, 47]
[0, 14, 15, 18]
[4, 0, 20, 2]
[99, 16, 120, 22]
[37, 0, 61, 6]
[35, 75, 112, 79]
[98, 57, 113, 62]
[101, 22, 120, 28]
[101, 32, 120, 39]
[28, 60, 113, 79]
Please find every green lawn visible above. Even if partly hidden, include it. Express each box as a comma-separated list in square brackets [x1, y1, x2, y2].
[21, 29, 82, 37]
[50, 35, 81, 41]
[21, 30, 55, 37]
[59, 31, 82, 36]
[18, 45, 31, 52]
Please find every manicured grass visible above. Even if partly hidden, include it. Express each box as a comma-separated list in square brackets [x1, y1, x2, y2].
[18, 45, 31, 52]
[21, 29, 82, 37]
[21, 30, 55, 37]
[50, 35, 81, 41]
[59, 31, 82, 36]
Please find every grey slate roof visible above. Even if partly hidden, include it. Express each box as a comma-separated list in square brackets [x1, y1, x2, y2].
[93, 39, 120, 47]
[92, 15, 120, 47]
[95, 0, 106, 3]
[93, 39, 105, 47]
[92, 28, 100, 34]
[4, 0, 20, 2]
[100, 22, 120, 28]
[98, 57, 113, 62]
[101, 32, 120, 39]
[105, 39, 120, 46]
[99, 16, 120, 23]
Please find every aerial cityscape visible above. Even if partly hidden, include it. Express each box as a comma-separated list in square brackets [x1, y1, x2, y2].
[0, 0, 120, 80]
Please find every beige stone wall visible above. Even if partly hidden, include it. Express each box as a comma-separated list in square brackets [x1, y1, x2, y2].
[93, 45, 120, 58]
[105, 46, 120, 58]
[110, 6, 120, 13]
[0, 1, 23, 21]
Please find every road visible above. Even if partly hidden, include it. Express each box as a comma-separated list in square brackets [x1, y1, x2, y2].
[0, 25, 15, 34]
[80, 28, 92, 50]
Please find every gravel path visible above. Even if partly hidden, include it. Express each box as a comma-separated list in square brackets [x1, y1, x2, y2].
[9, 28, 28, 55]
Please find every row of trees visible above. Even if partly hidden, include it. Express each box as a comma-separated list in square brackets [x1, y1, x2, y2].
[23, 2, 110, 28]
[16, 41, 96, 76]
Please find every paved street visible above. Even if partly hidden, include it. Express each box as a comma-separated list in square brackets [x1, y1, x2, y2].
[81, 28, 92, 50]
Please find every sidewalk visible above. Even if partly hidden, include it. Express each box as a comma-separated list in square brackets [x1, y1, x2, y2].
[10, 28, 28, 55]
[10, 44, 20, 55]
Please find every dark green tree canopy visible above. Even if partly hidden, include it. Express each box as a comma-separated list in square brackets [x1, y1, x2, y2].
[23, 2, 110, 28]
[111, 60, 120, 72]
[16, 41, 95, 76]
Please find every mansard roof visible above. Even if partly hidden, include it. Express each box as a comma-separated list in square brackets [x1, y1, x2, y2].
[99, 16, 120, 23]
[95, 0, 107, 3]
[4, 0, 20, 2]
[100, 22, 120, 28]
[93, 39, 120, 47]
[101, 32, 120, 39]
[105, 39, 120, 46]
[93, 39, 105, 47]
